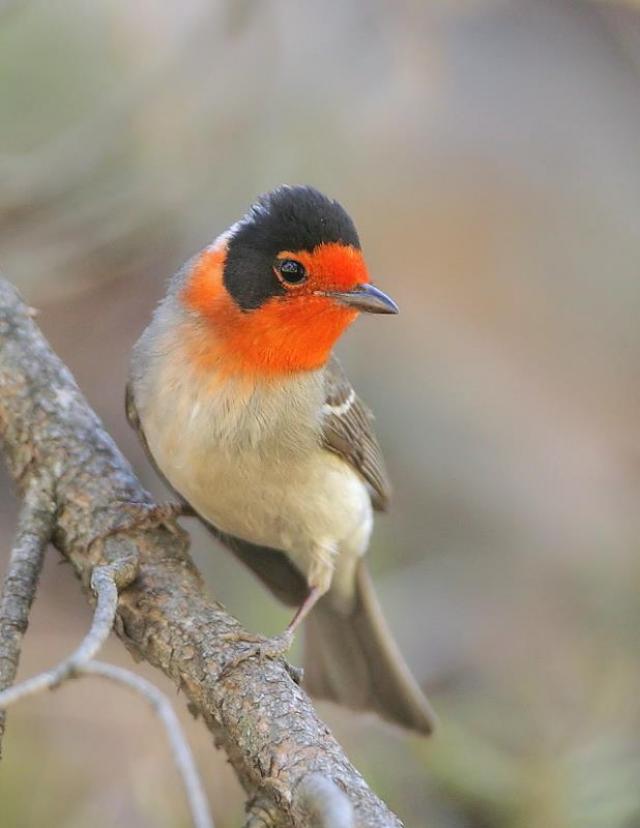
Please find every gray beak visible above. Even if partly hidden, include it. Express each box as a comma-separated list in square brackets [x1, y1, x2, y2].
[328, 283, 399, 314]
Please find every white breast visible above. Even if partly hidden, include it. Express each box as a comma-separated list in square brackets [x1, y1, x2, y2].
[134, 346, 373, 585]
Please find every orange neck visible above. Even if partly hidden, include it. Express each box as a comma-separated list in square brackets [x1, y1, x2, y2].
[179, 246, 358, 378]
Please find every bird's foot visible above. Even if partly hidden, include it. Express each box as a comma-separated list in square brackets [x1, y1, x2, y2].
[89, 499, 191, 551]
[219, 628, 300, 681]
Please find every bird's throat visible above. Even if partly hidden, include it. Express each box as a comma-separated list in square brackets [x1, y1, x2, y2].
[180, 247, 357, 378]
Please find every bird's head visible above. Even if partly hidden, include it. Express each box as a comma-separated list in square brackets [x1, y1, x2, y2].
[179, 185, 397, 377]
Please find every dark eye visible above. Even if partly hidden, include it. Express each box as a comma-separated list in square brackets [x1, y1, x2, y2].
[276, 258, 307, 285]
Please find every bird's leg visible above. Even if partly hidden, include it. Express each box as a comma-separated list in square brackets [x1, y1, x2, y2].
[285, 544, 335, 632]
[220, 586, 322, 655]
[218, 545, 335, 678]
[285, 585, 323, 635]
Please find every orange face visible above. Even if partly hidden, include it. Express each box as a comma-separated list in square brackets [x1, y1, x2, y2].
[180, 240, 370, 377]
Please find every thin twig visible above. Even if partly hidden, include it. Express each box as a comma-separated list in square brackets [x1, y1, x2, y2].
[0, 559, 135, 708]
[0, 555, 214, 828]
[82, 660, 214, 828]
[0, 476, 55, 755]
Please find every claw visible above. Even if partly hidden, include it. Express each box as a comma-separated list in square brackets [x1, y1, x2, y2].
[218, 628, 295, 679]
[110, 500, 190, 535]
[88, 499, 190, 550]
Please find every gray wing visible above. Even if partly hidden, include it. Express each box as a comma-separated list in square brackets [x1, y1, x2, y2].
[125, 383, 308, 607]
[322, 356, 391, 511]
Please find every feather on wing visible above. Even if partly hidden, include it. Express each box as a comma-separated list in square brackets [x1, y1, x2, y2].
[321, 356, 391, 511]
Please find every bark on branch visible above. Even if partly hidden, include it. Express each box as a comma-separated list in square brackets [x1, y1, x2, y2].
[0, 277, 404, 828]
[0, 475, 54, 753]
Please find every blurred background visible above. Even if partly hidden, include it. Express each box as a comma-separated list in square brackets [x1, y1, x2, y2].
[2, 0, 640, 825]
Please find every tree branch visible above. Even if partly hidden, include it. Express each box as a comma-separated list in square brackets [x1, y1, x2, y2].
[0, 474, 54, 755]
[0, 559, 214, 828]
[0, 277, 404, 828]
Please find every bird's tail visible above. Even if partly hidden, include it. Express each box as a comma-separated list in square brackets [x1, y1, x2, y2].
[303, 560, 436, 735]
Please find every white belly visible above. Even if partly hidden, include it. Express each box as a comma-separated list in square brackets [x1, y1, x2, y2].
[138, 365, 373, 585]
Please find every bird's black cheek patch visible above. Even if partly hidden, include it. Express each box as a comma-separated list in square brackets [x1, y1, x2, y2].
[223, 246, 285, 311]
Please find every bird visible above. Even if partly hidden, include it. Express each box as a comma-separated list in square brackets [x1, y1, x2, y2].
[126, 185, 435, 735]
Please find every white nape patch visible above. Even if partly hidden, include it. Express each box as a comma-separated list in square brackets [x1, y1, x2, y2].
[218, 196, 273, 246]
[205, 213, 258, 252]
[207, 226, 235, 251]
[322, 388, 355, 418]
[214, 184, 300, 248]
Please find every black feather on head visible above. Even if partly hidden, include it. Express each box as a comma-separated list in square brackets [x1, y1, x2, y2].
[224, 185, 361, 311]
